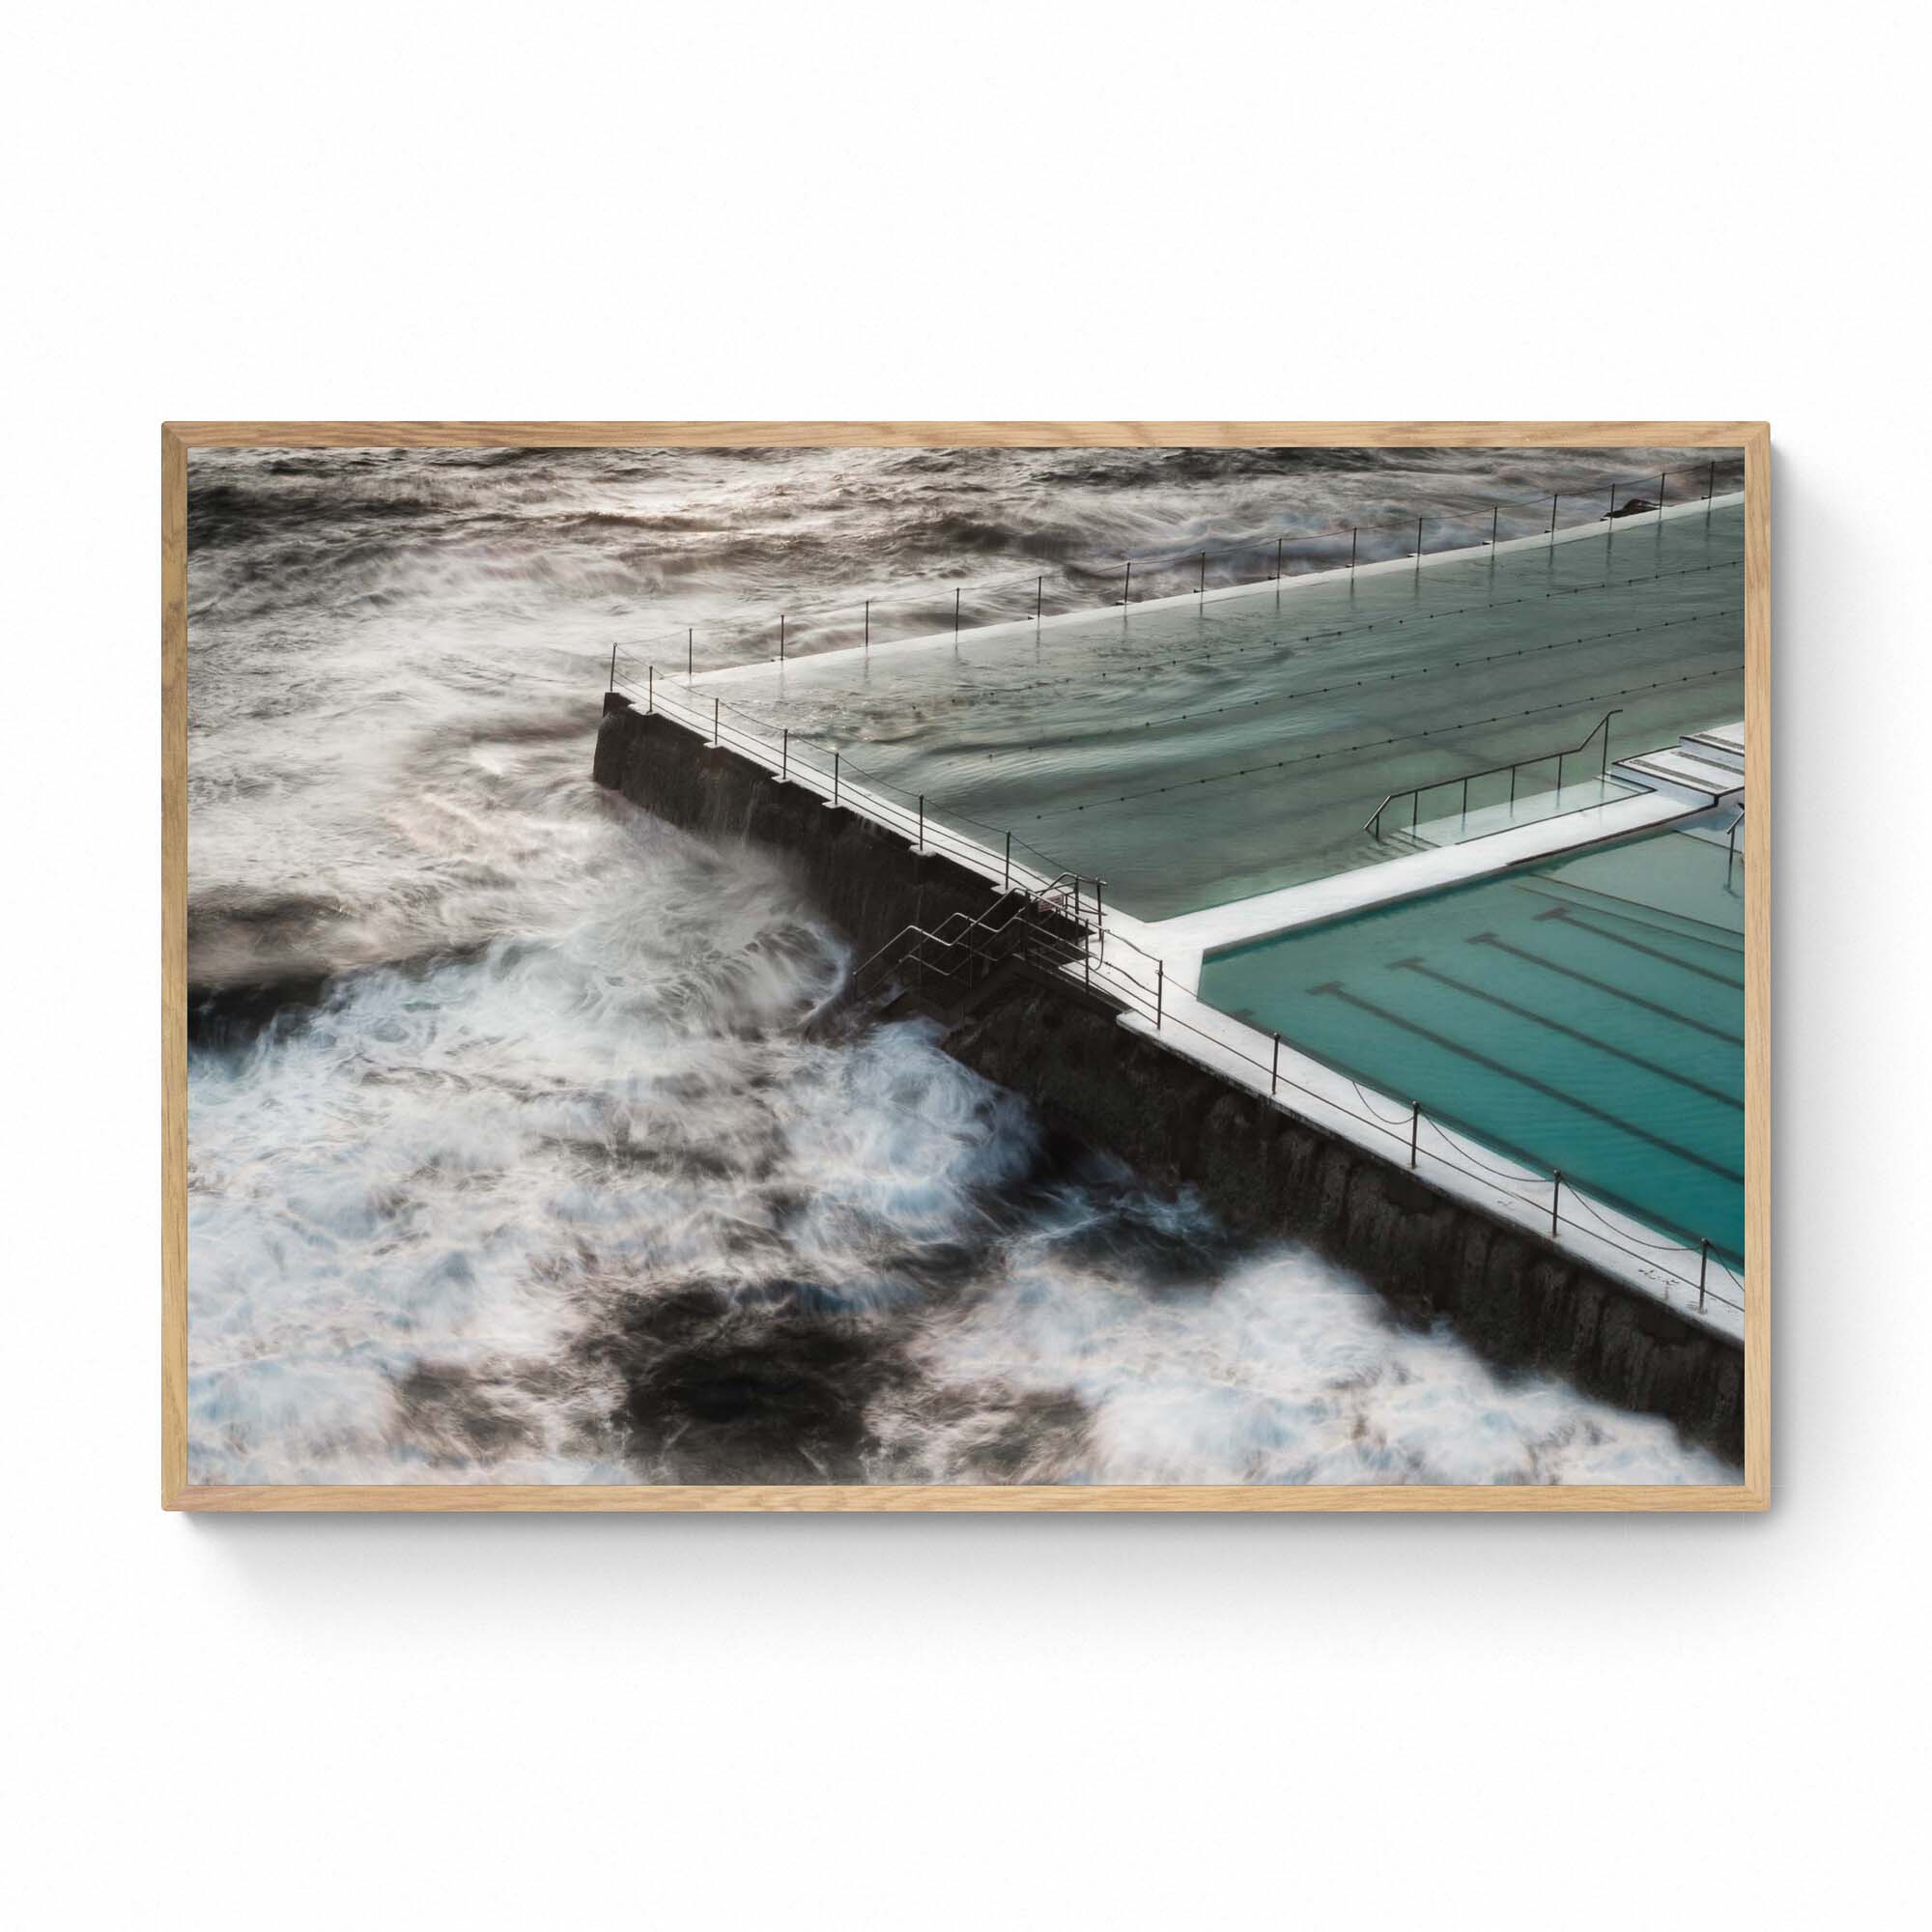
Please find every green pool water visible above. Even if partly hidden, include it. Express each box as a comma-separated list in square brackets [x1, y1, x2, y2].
[698, 503, 1747, 918]
[1196, 829, 1746, 1262]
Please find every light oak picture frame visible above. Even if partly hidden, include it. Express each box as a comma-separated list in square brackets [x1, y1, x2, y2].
[162, 419, 1770, 1512]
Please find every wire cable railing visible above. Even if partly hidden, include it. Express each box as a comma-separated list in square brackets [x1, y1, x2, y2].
[1365, 708, 1624, 842]
[842, 887, 1743, 1317]
[608, 457, 1747, 676]
[722, 582, 1741, 761]
[611, 663, 1087, 895]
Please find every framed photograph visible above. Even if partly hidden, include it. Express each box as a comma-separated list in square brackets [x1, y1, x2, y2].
[163, 421, 1768, 1512]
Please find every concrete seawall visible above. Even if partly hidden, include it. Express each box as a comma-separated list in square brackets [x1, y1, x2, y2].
[595, 697, 1010, 969]
[594, 695, 1743, 1461]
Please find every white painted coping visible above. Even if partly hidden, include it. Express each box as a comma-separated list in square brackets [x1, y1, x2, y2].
[1136, 790, 1704, 994]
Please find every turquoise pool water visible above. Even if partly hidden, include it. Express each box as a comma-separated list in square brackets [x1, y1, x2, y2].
[1196, 829, 1746, 1261]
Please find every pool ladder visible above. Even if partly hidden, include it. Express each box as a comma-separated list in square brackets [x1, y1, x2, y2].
[1365, 709, 1622, 842]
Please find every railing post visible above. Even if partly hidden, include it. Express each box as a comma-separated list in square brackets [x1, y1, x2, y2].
[1350, 527, 1358, 578]
[1707, 459, 1717, 501]
[1550, 1171, 1562, 1237]
[1122, 559, 1131, 607]
[1094, 878, 1104, 926]
[1409, 1099, 1420, 1167]
[1657, 470, 1666, 523]
[1275, 535, 1283, 582]
[779, 613, 785, 662]
[1036, 577, 1043, 626]
[1549, 492, 1558, 545]
[1198, 551, 1207, 598]
[1155, 959, 1164, 1030]
[609, 642, 618, 694]
[864, 600, 869, 653]
[1271, 1032, 1280, 1096]
[1004, 830, 1011, 887]
[953, 587, 960, 639]
[917, 794, 924, 851]
[1699, 1237, 1710, 1312]
[1414, 516, 1424, 573]
[833, 751, 840, 806]
[781, 728, 788, 781]
[645, 664, 655, 713]
[712, 694, 719, 742]
[688, 629, 694, 679]
[1491, 505, 1499, 549]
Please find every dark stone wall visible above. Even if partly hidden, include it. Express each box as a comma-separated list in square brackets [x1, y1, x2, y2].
[596, 696, 1009, 969]
[945, 977, 1742, 1458]
[594, 694, 1743, 1462]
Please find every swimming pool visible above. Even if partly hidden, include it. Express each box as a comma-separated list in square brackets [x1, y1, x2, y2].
[690, 503, 1747, 919]
[1195, 828, 1746, 1261]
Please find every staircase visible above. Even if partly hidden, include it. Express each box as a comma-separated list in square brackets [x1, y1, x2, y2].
[1610, 719, 1746, 808]
[849, 874, 1108, 1022]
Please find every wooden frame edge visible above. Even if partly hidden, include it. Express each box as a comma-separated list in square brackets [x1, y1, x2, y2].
[163, 427, 188, 1510]
[162, 419, 1769, 450]
[162, 421, 1771, 1515]
[1743, 422, 1772, 1510]
[164, 1482, 1767, 1514]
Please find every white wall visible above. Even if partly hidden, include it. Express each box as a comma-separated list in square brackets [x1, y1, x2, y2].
[4, 4, 1924, 1925]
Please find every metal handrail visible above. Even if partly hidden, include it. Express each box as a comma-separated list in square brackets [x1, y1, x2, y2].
[850, 871, 1095, 1001]
[858, 909, 1086, 1009]
[619, 668, 1084, 894]
[1364, 707, 1623, 841]
[850, 873, 1083, 995]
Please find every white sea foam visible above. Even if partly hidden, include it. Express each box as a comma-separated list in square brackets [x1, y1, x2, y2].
[903, 1233, 1735, 1486]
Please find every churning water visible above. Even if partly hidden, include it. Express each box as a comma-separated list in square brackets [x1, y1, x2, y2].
[186, 445, 1735, 1484]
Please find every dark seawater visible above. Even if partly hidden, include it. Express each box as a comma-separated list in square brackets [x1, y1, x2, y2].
[185, 445, 1734, 1484]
